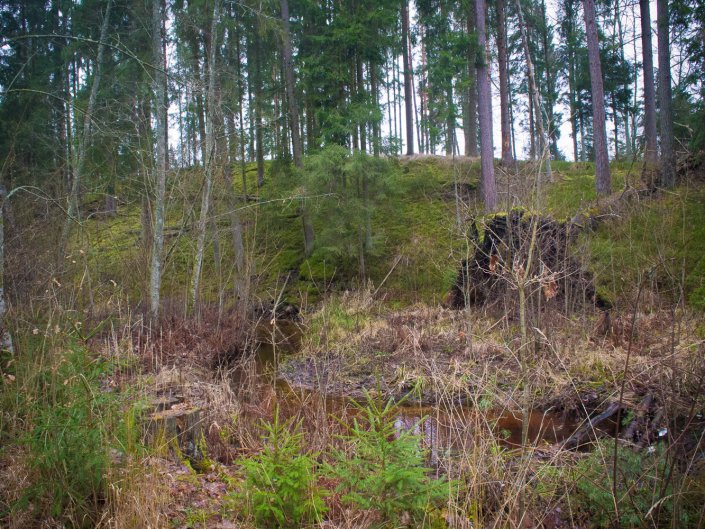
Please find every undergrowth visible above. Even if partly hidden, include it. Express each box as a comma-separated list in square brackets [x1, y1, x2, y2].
[234, 411, 327, 528]
[0, 326, 141, 528]
[587, 186, 705, 309]
[540, 441, 705, 528]
[326, 394, 449, 528]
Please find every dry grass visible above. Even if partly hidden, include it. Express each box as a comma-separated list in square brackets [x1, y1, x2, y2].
[98, 457, 170, 529]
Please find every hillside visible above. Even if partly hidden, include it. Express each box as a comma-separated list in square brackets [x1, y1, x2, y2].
[2, 156, 705, 528]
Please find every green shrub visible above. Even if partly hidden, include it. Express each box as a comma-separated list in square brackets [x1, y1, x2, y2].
[5, 335, 131, 528]
[236, 411, 327, 529]
[327, 394, 449, 527]
[571, 442, 702, 528]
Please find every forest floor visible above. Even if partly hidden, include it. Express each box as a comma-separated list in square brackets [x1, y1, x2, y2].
[3, 155, 705, 528]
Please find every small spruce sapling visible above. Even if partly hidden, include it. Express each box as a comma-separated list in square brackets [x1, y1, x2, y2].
[236, 409, 327, 528]
[327, 393, 449, 527]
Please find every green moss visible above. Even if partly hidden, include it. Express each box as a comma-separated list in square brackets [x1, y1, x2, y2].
[299, 249, 342, 283]
[586, 187, 705, 308]
[69, 154, 704, 313]
[545, 161, 628, 219]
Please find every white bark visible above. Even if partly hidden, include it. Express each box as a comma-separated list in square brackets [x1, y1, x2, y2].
[67, 0, 112, 223]
[149, 0, 168, 319]
[191, 1, 220, 312]
[0, 184, 13, 353]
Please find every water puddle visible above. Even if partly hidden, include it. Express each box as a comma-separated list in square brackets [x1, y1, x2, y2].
[238, 322, 604, 459]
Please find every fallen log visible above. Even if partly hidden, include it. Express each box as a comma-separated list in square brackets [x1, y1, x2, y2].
[564, 402, 622, 449]
[623, 394, 656, 442]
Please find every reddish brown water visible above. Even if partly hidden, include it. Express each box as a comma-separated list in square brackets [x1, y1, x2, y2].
[240, 323, 583, 459]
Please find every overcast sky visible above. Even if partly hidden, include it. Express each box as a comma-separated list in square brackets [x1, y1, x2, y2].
[383, 0, 666, 161]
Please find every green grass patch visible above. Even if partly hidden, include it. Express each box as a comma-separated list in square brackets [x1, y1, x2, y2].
[586, 186, 705, 308]
[0, 326, 144, 527]
[545, 161, 629, 219]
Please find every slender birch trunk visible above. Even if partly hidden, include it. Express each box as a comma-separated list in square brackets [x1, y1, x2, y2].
[61, 0, 111, 249]
[0, 184, 13, 353]
[149, 0, 168, 319]
[191, 1, 220, 313]
[515, 0, 552, 181]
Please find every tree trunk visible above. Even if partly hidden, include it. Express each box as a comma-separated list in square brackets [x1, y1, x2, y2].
[612, 92, 619, 159]
[446, 83, 454, 156]
[0, 185, 13, 353]
[640, 0, 658, 184]
[280, 0, 303, 167]
[614, 2, 632, 159]
[515, 0, 552, 180]
[150, 0, 168, 319]
[302, 207, 315, 257]
[567, 20, 579, 162]
[225, 113, 245, 278]
[402, 0, 414, 155]
[528, 84, 536, 159]
[234, 18, 248, 195]
[541, 0, 558, 160]
[496, 0, 514, 168]
[161, 0, 169, 169]
[252, 27, 265, 187]
[475, 0, 497, 210]
[61, 0, 112, 248]
[465, 6, 478, 157]
[191, 2, 220, 314]
[356, 55, 367, 153]
[188, 33, 207, 166]
[583, 0, 611, 195]
[385, 57, 394, 151]
[411, 57, 422, 155]
[370, 62, 381, 156]
[657, 0, 675, 188]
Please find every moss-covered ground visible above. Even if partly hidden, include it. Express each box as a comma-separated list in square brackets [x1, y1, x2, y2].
[76, 155, 705, 316]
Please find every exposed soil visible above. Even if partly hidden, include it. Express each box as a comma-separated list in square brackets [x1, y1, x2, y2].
[445, 210, 600, 311]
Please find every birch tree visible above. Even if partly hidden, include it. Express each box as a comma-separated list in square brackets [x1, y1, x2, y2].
[191, 1, 221, 313]
[149, 0, 168, 319]
[60, 0, 112, 250]
[515, 0, 552, 181]
[0, 184, 12, 353]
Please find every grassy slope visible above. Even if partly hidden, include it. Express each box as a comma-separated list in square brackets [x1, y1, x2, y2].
[77, 156, 705, 312]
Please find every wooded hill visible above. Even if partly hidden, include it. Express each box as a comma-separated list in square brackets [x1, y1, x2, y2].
[2, 0, 705, 528]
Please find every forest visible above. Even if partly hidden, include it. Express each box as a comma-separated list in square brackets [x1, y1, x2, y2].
[1, 0, 705, 526]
